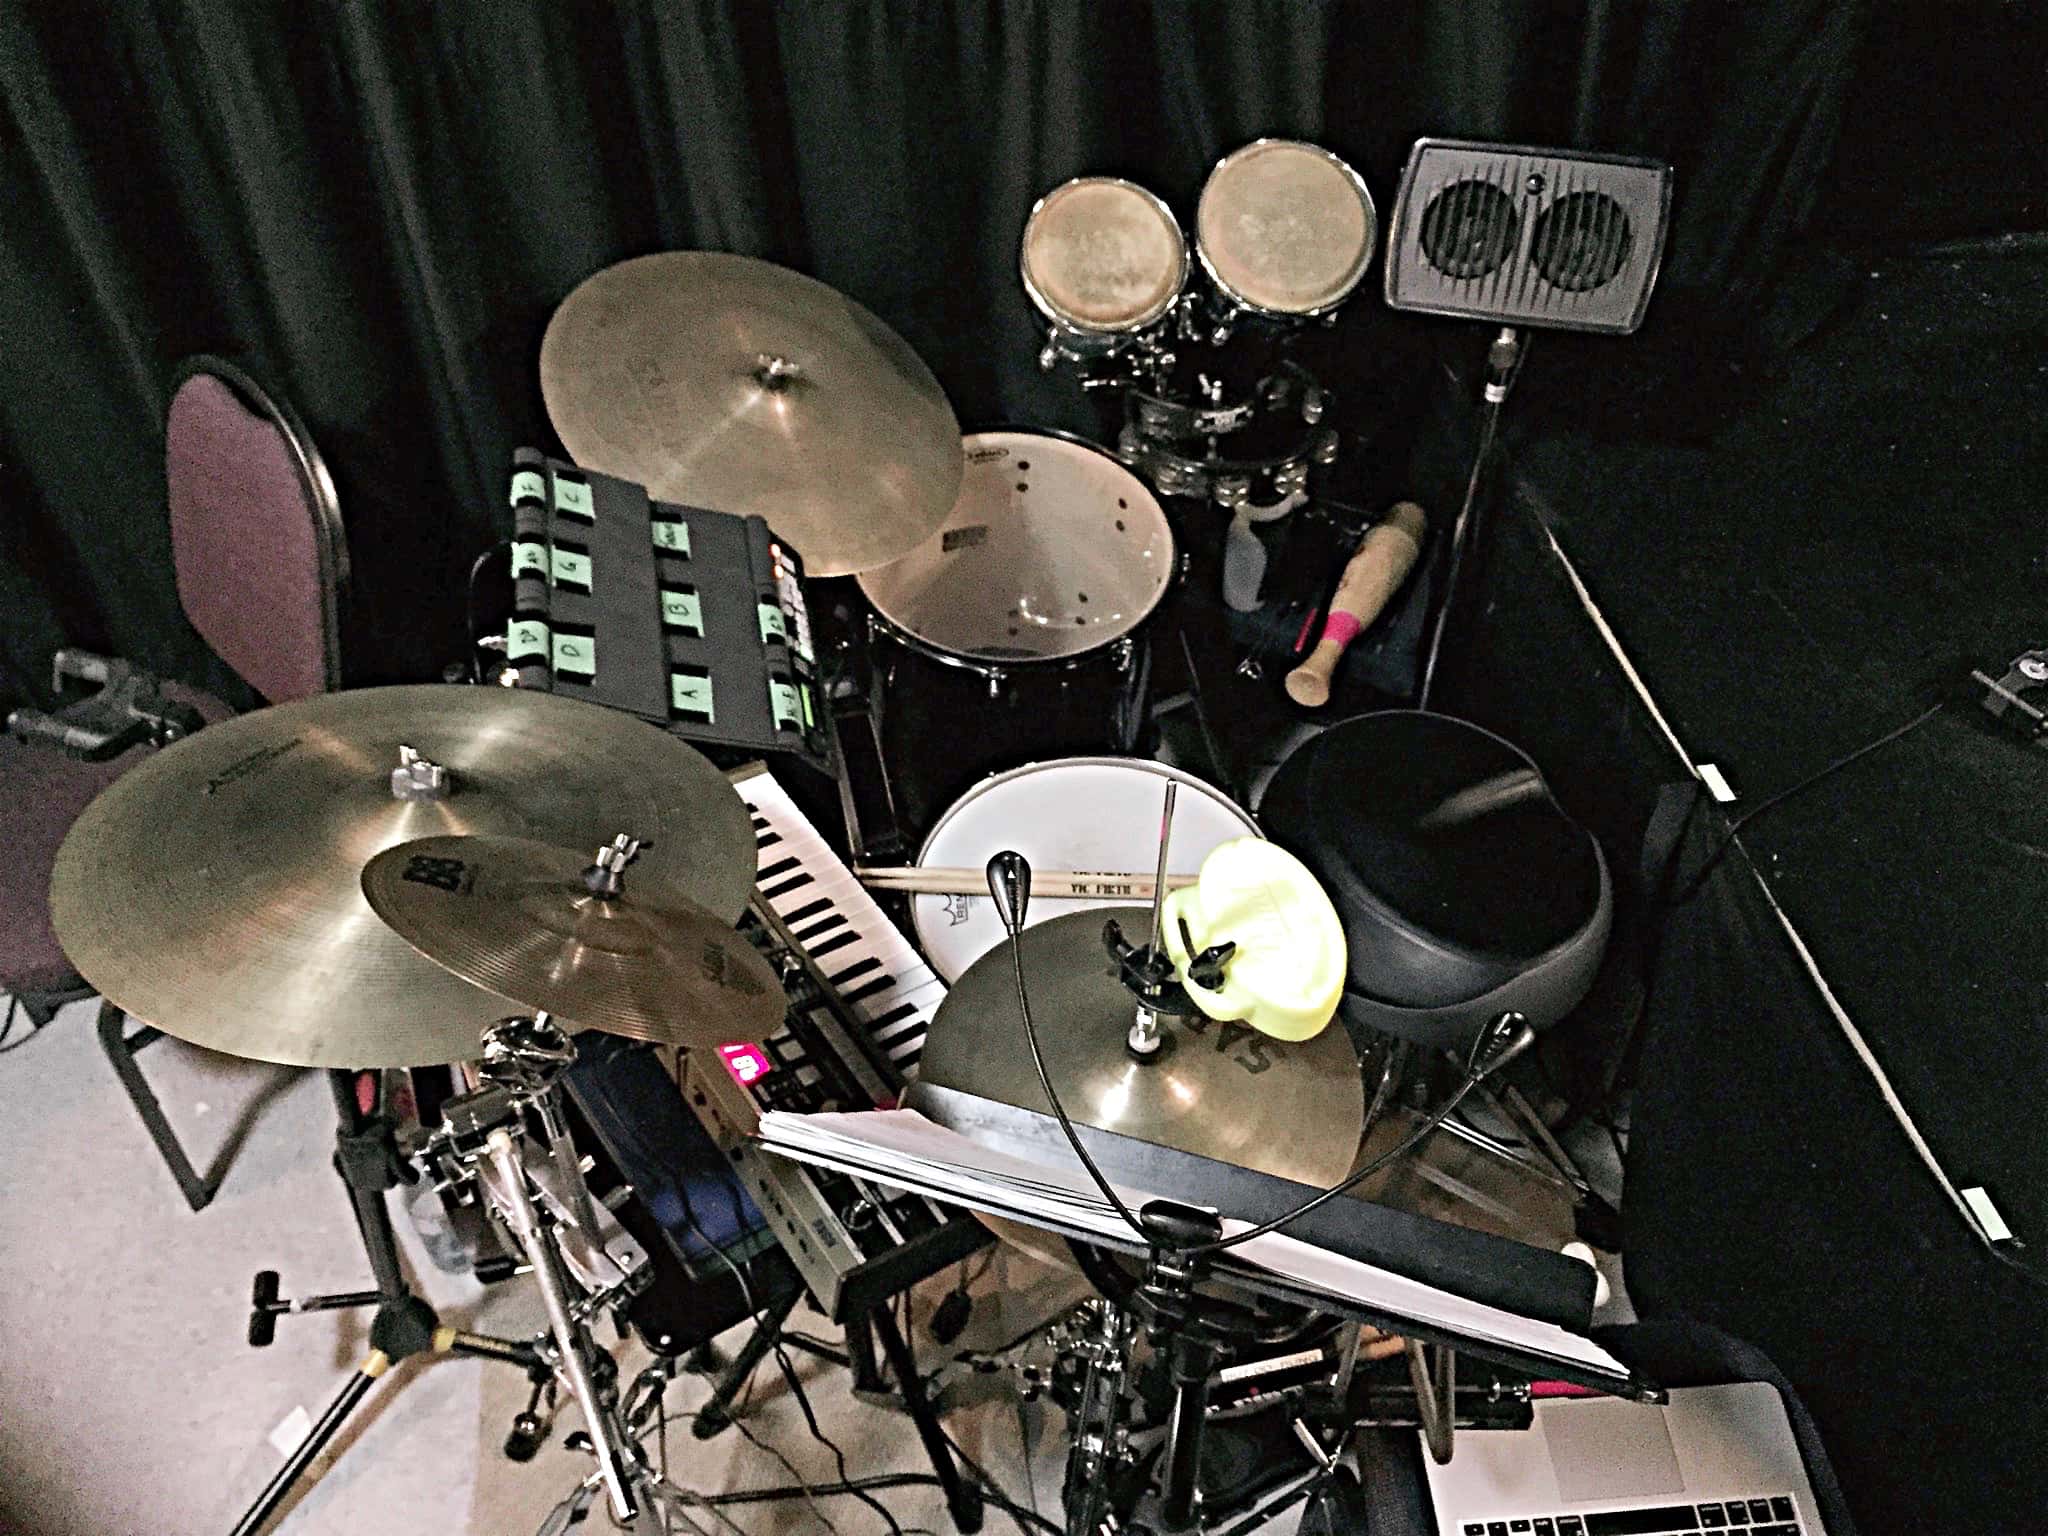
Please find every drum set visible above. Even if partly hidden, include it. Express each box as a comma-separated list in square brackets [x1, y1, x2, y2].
[46, 151, 1508, 1534]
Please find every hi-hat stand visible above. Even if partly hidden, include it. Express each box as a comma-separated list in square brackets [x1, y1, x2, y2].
[230, 1067, 544, 1536]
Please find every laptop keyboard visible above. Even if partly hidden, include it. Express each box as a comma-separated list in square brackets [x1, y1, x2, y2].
[1459, 1494, 1803, 1535]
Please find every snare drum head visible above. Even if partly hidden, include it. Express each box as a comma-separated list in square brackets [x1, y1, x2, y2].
[1021, 177, 1188, 334]
[1196, 140, 1376, 316]
[858, 431, 1173, 663]
[912, 757, 1261, 981]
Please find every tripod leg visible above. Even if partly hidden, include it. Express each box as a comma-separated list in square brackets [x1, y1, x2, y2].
[692, 1286, 801, 1439]
[228, 1352, 389, 1536]
[871, 1303, 984, 1534]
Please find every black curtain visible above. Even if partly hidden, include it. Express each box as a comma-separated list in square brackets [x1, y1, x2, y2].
[0, 0, 1860, 701]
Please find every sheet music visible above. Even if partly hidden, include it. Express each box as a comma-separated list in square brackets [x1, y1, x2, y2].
[761, 1108, 1631, 1381]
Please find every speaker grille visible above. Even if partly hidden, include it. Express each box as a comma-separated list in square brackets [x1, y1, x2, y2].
[1531, 191, 1632, 292]
[1384, 139, 1672, 334]
[1420, 179, 1520, 279]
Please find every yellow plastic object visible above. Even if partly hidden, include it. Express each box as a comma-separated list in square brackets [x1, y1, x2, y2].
[1161, 837, 1347, 1041]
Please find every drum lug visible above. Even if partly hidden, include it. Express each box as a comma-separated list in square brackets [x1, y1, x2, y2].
[1113, 638, 1135, 674]
[986, 670, 1004, 702]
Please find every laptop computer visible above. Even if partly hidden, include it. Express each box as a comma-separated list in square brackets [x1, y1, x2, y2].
[1422, 1382, 1827, 1535]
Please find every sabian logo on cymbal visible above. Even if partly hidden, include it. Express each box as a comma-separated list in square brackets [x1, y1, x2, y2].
[698, 942, 767, 995]
[966, 445, 1010, 464]
[203, 736, 304, 795]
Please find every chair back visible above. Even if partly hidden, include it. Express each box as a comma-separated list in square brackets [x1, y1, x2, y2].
[165, 357, 347, 702]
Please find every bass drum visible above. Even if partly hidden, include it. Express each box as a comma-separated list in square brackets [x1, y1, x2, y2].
[859, 431, 1177, 835]
[911, 757, 1261, 982]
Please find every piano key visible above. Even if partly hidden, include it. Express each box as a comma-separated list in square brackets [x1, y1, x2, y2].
[760, 869, 814, 902]
[759, 855, 802, 882]
[827, 955, 882, 986]
[808, 930, 861, 960]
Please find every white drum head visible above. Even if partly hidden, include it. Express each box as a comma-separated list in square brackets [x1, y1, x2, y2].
[858, 432, 1173, 663]
[1021, 177, 1188, 334]
[1196, 140, 1376, 316]
[912, 757, 1261, 981]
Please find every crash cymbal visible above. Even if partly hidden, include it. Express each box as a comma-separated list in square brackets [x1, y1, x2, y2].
[48, 685, 757, 1068]
[363, 835, 782, 1046]
[540, 251, 964, 577]
[917, 910, 1363, 1188]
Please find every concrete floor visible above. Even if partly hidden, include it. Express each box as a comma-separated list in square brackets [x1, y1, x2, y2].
[0, 994, 1627, 1536]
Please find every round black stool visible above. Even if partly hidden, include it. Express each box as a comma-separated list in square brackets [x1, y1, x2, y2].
[1258, 710, 1611, 1055]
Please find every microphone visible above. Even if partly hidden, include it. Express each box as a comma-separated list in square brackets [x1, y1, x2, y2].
[985, 851, 1031, 936]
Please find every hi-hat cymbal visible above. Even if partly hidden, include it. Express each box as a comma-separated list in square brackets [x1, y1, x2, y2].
[363, 835, 783, 1047]
[48, 685, 758, 1068]
[917, 910, 1364, 1188]
[540, 252, 964, 577]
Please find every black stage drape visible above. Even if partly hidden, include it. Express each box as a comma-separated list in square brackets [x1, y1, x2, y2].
[0, 0, 1861, 702]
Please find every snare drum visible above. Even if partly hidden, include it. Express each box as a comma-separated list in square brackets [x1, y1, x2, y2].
[1021, 177, 1188, 355]
[1196, 140, 1377, 318]
[912, 757, 1261, 981]
[859, 431, 1177, 834]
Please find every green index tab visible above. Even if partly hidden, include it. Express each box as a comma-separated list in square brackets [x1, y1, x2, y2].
[510, 541, 547, 579]
[660, 589, 703, 634]
[551, 632, 596, 679]
[757, 601, 788, 646]
[507, 619, 550, 661]
[650, 519, 690, 556]
[553, 479, 594, 520]
[768, 678, 802, 732]
[549, 547, 593, 589]
[670, 671, 714, 721]
[510, 469, 546, 506]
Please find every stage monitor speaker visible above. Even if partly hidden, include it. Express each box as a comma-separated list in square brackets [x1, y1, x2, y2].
[1383, 139, 1673, 335]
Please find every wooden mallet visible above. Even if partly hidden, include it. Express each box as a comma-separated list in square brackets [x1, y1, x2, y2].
[1284, 501, 1428, 708]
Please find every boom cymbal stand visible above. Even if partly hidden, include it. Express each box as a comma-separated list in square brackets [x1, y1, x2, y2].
[230, 1063, 547, 1536]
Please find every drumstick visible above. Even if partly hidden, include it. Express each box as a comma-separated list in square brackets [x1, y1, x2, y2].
[1285, 501, 1428, 708]
[856, 866, 1198, 899]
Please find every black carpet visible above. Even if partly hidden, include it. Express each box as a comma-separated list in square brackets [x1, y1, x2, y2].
[1436, 245, 2048, 1536]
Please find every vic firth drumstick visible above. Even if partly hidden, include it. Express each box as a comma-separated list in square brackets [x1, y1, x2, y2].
[1284, 501, 1428, 708]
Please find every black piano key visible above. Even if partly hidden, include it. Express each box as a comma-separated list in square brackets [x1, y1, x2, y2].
[780, 897, 832, 924]
[794, 912, 848, 944]
[758, 856, 802, 882]
[808, 930, 861, 959]
[756, 830, 783, 850]
[843, 974, 896, 1006]
[761, 870, 814, 900]
[865, 1001, 921, 1035]
[828, 955, 882, 986]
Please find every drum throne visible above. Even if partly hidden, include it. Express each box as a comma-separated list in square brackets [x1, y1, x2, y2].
[1257, 710, 1616, 1238]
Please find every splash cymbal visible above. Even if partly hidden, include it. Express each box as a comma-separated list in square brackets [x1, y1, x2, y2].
[362, 835, 783, 1047]
[48, 685, 757, 1068]
[540, 252, 964, 576]
[917, 910, 1363, 1187]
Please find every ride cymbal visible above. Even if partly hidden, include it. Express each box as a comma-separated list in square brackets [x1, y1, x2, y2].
[540, 252, 964, 577]
[917, 910, 1364, 1187]
[48, 685, 757, 1068]
[363, 835, 783, 1047]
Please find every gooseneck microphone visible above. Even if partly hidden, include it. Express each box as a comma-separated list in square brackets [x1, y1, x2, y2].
[985, 849, 1031, 935]
[986, 849, 1151, 1240]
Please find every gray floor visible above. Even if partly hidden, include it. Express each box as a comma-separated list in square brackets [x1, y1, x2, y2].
[0, 995, 1628, 1536]
[0, 998, 1093, 1536]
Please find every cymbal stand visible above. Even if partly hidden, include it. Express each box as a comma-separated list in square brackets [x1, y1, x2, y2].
[230, 1067, 544, 1536]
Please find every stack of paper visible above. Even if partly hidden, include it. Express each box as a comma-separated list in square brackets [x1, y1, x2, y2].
[760, 1108, 1632, 1383]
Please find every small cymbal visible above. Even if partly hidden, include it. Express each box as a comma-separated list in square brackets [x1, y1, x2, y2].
[540, 252, 965, 576]
[363, 835, 783, 1047]
[48, 685, 757, 1068]
[917, 910, 1363, 1188]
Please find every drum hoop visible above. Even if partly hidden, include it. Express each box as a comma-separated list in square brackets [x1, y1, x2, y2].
[1194, 139, 1379, 319]
[914, 755, 1261, 868]
[862, 429, 1176, 673]
[1020, 176, 1190, 335]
